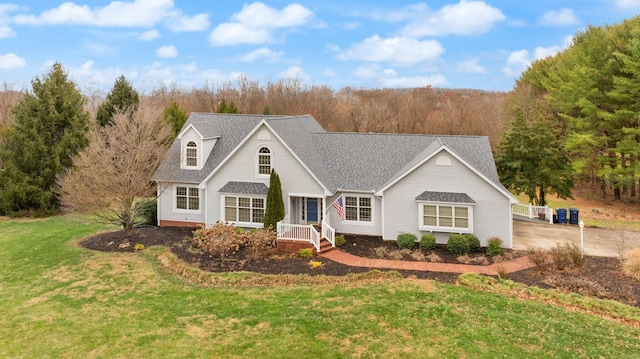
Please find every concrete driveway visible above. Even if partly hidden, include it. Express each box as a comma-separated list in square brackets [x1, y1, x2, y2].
[513, 219, 640, 257]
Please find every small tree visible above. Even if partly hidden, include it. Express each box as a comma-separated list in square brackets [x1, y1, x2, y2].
[96, 75, 140, 126]
[263, 169, 284, 231]
[163, 101, 188, 137]
[58, 104, 172, 235]
[215, 99, 240, 114]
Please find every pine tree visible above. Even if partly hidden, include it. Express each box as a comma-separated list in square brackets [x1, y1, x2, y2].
[0, 63, 89, 214]
[163, 101, 188, 137]
[263, 169, 284, 231]
[96, 75, 140, 126]
[215, 99, 240, 114]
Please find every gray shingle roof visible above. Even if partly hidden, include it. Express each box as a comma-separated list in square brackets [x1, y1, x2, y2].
[415, 191, 476, 203]
[219, 181, 268, 195]
[153, 113, 504, 195]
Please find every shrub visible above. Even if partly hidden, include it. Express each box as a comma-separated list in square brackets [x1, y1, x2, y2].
[622, 248, 640, 280]
[245, 229, 277, 260]
[140, 198, 157, 226]
[335, 235, 346, 247]
[410, 249, 426, 261]
[447, 234, 470, 255]
[134, 243, 145, 252]
[371, 246, 388, 258]
[528, 248, 552, 272]
[550, 243, 583, 270]
[193, 222, 247, 261]
[486, 237, 503, 256]
[464, 234, 481, 252]
[309, 260, 323, 269]
[420, 233, 437, 250]
[299, 248, 313, 258]
[397, 233, 417, 249]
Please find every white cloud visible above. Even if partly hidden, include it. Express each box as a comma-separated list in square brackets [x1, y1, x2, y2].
[538, 8, 579, 26]
[139, 29, 160, 41]
[238, 47, 284, 63]
[503, 45, 562, 77]
[371, 3, 428, 22]
[615, 0, 640, 9]
[0, 26, 15, 38]
[11, 0, 208, 32]
[322, 68, 337, 77]
[209, 2, 313, 46]
[351, 64, 447, 88]
[400, 0, 505, 37]
[156, 45, 177, 58]
[338, 35, 445, 65]
[0, 53, 26, 69]
[279, 66, 311, 81]
[456, 58, 487, 74]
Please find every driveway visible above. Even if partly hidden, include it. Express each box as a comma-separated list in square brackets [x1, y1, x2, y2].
[513, 219, 640, 257]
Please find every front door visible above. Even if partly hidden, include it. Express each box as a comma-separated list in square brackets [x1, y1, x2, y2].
[306, 198, 318, 223]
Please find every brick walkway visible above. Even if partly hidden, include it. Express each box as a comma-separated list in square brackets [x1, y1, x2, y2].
[320, 250, 535, 276]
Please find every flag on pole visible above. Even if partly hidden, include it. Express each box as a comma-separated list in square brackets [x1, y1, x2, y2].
[331, 196, 345, 220]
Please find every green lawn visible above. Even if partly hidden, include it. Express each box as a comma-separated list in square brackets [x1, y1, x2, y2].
[1, 215, 640, 358]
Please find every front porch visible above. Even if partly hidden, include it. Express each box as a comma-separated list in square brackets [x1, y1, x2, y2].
[276, 216, 336, 253]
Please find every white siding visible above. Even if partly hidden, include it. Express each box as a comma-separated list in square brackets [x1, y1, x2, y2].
[382, 150, 513, 247]
[205, 124, 325, 227]
[157, 182, 206, 224]
[325, 193, 382, 236]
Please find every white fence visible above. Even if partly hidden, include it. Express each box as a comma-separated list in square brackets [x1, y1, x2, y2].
[321, 219, 335, 247]
[513, 203, 553, 224]
[276, 218, 335, 251]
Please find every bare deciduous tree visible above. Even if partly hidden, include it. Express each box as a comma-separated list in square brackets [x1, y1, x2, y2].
[58, 104, 172, 234]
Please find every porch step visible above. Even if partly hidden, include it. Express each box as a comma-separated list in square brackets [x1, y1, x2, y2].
[316, 238, 335, 254]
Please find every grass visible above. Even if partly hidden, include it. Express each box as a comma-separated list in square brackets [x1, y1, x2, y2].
[2, 215, 640, 358]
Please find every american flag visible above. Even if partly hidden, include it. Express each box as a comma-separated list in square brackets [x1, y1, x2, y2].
[331, 196, 345, 220]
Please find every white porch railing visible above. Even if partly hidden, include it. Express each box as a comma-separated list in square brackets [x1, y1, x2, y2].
[513, 203, 553, 224]
[277, 221, 321, 251]
[321, 219, 335, 247]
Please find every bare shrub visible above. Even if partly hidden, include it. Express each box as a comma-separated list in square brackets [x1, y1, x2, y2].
[622, 248, 640, 281]
[245, 229, 277, 260]
[410, 250, 426, 261]
[425, 252, 442, 262]
[457, 255, 490, 265]
[388, 249, 405, 260]
[528, 248, 552, 272]
[545, 275, 608, 298]
[550, 243, 584, 270]
[192, 223, 247, 261]
[370, 246, 388, 258]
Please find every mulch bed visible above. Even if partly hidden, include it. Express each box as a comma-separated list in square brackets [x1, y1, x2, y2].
[80, 226, 640, 307]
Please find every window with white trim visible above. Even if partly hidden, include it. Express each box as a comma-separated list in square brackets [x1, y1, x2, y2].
[345, 196, 372, 222]
[257, 147, 271, 175]
[176, 186, 199, 211]
[224, 196, 265, 224]
[419, 203, 472, 232]
[186, 141, 197, 167]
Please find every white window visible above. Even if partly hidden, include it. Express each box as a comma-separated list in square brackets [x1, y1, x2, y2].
[224, 196, 265, 224]
[257, 147, 271, 175]
[176, 186, 199, 211]
[418, 203, 472, 232]
[345, 196, 372, 222]
[186, 141, 197, 167]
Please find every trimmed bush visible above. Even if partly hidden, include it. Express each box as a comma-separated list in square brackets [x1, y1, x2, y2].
[420, 233, 437, 250]
[486, 237, 503, 256]
[335, 235, 346, 247]
[397, 233, 417, 249]
[464, 234, 481, 252]
[447, 234, 470, 255]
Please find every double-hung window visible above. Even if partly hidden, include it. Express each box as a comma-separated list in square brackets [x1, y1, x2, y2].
[185, 141, 197, 167]
[176, 186, 199, 211]
[224, 196, 265, 224]
[344, 196, 372, 222]
[419, 203, 472, 232]
[257, 147, 271, 175]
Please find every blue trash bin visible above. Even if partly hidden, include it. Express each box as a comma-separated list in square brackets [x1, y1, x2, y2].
[569, 208, 579, 225]
[556, 208, 567, 224]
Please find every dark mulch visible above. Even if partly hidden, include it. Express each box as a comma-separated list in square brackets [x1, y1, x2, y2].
[80, 226, 640, 306]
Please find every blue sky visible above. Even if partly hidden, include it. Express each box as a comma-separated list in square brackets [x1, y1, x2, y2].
[0, 1, 639, 93]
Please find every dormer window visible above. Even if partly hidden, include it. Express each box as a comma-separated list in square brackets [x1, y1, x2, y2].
[186, 141, 197, 167]
[257, 147, 271, 175]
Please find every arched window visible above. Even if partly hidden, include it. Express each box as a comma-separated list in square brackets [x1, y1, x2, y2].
[258, 147, 271, 175]
[186, 141, 197, 167]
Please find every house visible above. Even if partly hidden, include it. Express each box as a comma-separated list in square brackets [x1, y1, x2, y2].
[152, 113, 517, 250]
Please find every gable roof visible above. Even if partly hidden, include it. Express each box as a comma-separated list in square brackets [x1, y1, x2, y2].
[153, 113, 512, 201]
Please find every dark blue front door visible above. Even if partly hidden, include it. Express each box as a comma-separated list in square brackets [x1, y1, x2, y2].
[307, 198, 318, 223]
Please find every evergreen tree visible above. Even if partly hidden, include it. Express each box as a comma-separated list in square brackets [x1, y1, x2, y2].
[263, 169, 284, 230]
[0, 63, 89, 214]
[215, 99, 240, 114]
[495, 83, 573, 206]
[163, 101, 188, 137]
[96, 75, 140, 126]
